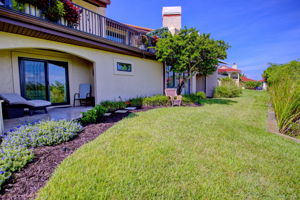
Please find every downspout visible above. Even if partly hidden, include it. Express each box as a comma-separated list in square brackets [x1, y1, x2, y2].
[163, 62, 166, 94]
[204, 76, 207, 94]
[0, 100, 4, 134]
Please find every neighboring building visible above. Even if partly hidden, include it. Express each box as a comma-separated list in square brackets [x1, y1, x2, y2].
[217, 64, 241, 86]
[0, 0, 163, 106]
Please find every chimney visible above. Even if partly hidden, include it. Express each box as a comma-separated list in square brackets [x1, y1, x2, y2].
[162, 6, 182, 34]
[232, 63, 238, 69]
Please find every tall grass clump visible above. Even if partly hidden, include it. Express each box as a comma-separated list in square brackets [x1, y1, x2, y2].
[263, 61, 300, 136]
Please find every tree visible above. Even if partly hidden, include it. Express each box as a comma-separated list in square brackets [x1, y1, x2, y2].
[155, 27, 230, 94]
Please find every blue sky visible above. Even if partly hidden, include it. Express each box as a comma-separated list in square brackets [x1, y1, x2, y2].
[107, 0, 300, 80]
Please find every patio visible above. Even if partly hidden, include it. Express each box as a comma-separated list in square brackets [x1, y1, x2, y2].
[3, 106, 92, 133]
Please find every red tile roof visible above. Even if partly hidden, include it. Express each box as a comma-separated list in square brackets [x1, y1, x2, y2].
[218, 65, 241, 73]
[241, 76, 256, 82]
[126, 24, 153, 33]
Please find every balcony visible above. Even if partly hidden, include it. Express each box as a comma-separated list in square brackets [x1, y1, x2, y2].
[0, 0, 155, 56]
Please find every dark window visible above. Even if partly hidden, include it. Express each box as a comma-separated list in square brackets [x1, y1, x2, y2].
[117, 62, 132, 72]
[165, 66, 190, 94]
[19, 58, 70, 105]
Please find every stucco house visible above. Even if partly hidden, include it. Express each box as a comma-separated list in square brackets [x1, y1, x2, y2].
[218, 64, 241, 86]
[0, 1, 218, 112]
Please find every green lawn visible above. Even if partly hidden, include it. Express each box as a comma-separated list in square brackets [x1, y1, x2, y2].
[37, 90, 300, 200]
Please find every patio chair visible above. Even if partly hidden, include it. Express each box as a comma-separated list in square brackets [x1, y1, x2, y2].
[165, 88, 182, 106]
[0, 93, 51, 117]
[73, 83, 92, 107]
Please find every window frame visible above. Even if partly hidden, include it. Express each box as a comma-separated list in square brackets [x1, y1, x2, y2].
[113, 59, 134, 76]
[19, 57, 70, 105]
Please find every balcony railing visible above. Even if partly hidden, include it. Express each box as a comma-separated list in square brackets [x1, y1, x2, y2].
[0, 0, 155, 52]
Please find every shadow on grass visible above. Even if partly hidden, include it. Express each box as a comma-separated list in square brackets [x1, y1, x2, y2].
[200, 98, 237, 105]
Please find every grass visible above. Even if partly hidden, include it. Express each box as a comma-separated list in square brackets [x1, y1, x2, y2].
[37, 90, 300, 200]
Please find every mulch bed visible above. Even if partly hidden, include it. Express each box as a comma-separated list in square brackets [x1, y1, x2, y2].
[0, 105, 198, 200]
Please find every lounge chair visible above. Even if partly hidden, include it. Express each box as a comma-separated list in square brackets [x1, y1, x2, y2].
[0, 93, 51, 117]
[165, 88, 182, 106]
[73, 84, 92, 107]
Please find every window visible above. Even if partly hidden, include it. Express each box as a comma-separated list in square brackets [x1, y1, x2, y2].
[117, 62, 132, 72]
[113, 59, 134, 75]
[19, 58, 69, 105]
[165, 66, 190, 94]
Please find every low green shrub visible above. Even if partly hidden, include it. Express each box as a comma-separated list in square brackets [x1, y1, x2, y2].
[0, 120, 82, 189]
[3, 120, 82, 148]
[129, 97, 143, 107]
[214, 85, 242, 98]
[100, 101, 126, 112]
[244, 81, 261, 89]
[0, 146, 33, 187]
[195, 91, 206, 99]
[215, 78, 242, 98]
[80, 105, 108, 125]
[142, 95, 170, 106]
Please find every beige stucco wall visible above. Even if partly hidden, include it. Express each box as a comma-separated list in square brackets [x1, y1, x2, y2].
[0, 32, 163, 104]
[0, 48, 93, 106]
[192, 71, 218, 98]
[72, 0, 106, 16]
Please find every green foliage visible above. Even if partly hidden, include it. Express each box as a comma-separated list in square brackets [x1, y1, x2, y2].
[100, 101, 126, 112]
[195, 91, 207, 99]
[80, 105, 108, 125]
[244, 81, 261, 89]
[265, 60, 300, 136]
[155, 27, 229, 92]
[155, 28, 229, 94]
[262, 63, 280, 84]
[215, 78, 242, 98]
[0, 120, 81, 189]
[142, 95, 170, 106]
[129, 97, 143, 107]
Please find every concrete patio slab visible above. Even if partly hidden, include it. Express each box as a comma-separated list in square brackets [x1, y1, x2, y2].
[3, 106, 92, 133]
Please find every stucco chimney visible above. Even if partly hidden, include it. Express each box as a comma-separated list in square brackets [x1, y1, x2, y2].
[162, 6, 182, 34]
[232, 63, 238, 69]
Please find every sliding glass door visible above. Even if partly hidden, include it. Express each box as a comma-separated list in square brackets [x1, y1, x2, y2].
[19, 58, 69, 105]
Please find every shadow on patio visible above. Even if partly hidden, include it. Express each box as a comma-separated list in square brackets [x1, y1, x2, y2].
[3, 106, 92, 132]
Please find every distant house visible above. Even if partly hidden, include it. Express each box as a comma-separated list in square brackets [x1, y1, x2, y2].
[217, 64, 241, 85]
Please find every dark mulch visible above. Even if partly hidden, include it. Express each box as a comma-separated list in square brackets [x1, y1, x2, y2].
[0, 105, 199, 200]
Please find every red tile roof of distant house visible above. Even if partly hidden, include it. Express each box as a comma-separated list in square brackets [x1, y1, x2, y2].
[126, 24, 154, 33]
[258, 79, 265, 82]
[218, 65, 241, 73]
[241, 76, 256, 82]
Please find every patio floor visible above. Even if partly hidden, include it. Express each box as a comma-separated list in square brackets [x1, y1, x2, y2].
[3, 106, 92, 132]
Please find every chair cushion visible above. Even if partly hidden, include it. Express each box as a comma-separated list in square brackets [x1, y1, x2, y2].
[26, 100, 51, 107]
[0, 93, 28, 104]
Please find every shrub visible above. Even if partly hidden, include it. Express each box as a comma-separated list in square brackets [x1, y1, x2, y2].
[2, 121, 82, 148]
[244, 81, 261, 89]
[100, 101, 126, 112]
[0, 146, 33, 188]
[0, 120, 81, 189]
[264, 60, 300, 136]
[215, 78, 242, 98]
[80, 105, 108, 125]
[142, 95, 170, 106]
[129, 97, 143, 107]
[195, 91, 206, 99]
